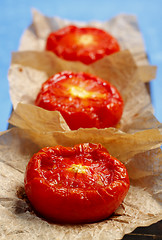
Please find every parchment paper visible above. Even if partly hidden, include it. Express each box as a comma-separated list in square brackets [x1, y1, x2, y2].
[19, 9, 156, 83]
[8, 102, 162, 163]
[0, 125, 161, 240]
[8, 49, 159, 133]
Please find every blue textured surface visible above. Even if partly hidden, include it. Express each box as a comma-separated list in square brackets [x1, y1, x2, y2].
[0, 0, 162, 131]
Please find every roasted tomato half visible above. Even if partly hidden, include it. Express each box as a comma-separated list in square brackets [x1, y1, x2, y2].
[24, 143, 130, 223]
[46, 25, 120, 64]
[35, 71, 124, 130]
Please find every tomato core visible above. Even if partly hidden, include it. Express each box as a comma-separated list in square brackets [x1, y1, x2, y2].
[69, 85, 106, 99]
[67, 164, 89, 174]
[76, 34, 96, 46]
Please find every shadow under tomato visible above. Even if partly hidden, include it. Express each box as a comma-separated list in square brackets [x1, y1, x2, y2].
[15, 185, 34, 215]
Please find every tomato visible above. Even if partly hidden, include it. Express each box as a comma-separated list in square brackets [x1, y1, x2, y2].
[35, 71, 123, 130]
[46, 25, 120, 64]
[24, 143, 130, 223]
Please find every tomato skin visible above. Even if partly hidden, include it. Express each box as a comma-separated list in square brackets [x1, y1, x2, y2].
[35, 71, 124, 130]
[24, 143, 130, 223]
[46, 25, 120, 64]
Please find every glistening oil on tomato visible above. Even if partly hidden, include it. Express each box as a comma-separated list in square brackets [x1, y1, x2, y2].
[46, 25, 120, 64]
[35, 71, 124, 130]
[24, 143, 130, 224]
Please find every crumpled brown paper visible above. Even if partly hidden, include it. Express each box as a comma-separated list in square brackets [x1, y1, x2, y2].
[8, 103, 162, 164]
[0, 124, 161, 240]
[18, 8, 156, 82]
[8, 49, 159, 133]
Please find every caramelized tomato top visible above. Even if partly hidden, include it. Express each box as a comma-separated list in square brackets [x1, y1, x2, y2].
[25, 143, 129, 191]
[35, 71, 124, 130]
[46, 25, 120, 64]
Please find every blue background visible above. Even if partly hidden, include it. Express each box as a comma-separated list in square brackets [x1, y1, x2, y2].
[0, 0, 162, 132]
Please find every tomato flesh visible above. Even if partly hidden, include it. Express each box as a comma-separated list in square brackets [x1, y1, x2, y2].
[46, 25, 120, 64]
[24, 143, 130, 223]
[35, 71, 124, 130]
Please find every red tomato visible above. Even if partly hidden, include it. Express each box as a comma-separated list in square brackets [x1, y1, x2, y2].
[24, 143, 130, 223]
[46, 25, 120, 64]
[35, 71, 124, 130]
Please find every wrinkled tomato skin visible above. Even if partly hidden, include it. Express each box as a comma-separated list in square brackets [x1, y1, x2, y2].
[24, 143, 130, 224]
[35, 71, 124, 130]
[46, 25, 120, 64]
